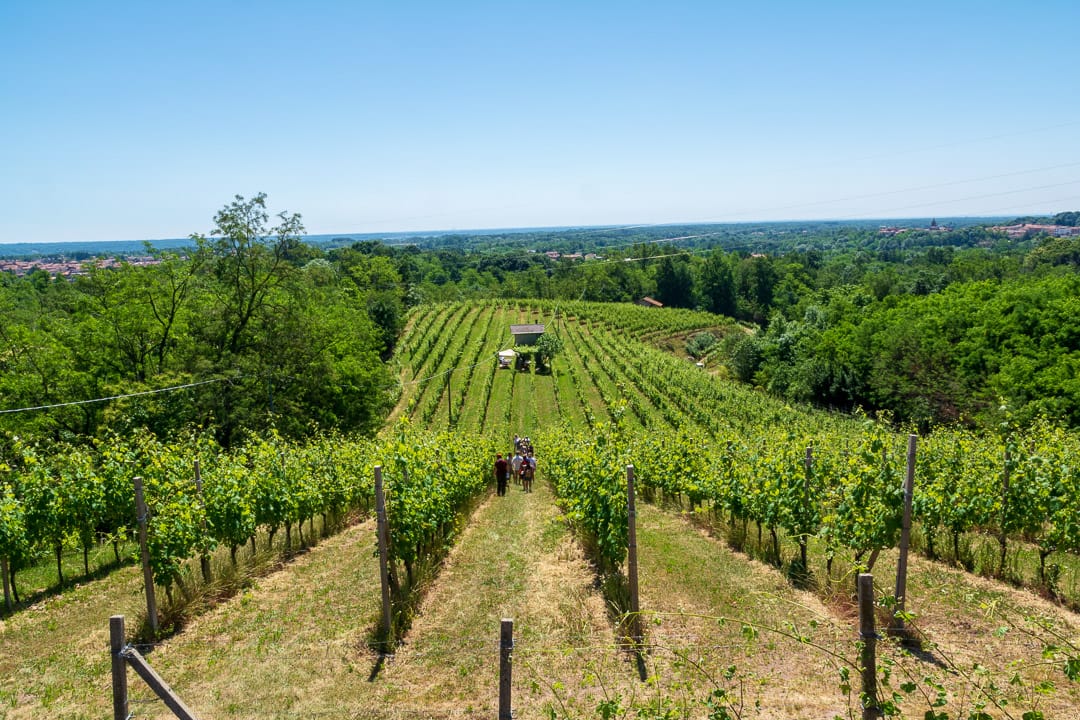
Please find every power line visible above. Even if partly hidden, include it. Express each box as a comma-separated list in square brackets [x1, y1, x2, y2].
[324, 119, 1080, 234]
[835, 177, 1080, 221]
[339, 165, 1079, 268]
[698, 161, 1080, 222]
[0, 377, 229, 415]
[402, 358, 493, 387]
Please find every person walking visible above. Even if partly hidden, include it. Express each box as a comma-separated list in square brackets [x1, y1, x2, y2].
[494, 453, 509, 496]
[511, 449, 524, 487]
[522, 453, 535, 493]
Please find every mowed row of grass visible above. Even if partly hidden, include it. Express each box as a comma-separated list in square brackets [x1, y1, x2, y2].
[0, 516, 374, 719]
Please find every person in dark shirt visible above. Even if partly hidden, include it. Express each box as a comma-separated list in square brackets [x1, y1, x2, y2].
[494, 453, 509, 496]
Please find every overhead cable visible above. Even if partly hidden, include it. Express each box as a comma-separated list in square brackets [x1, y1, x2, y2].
[0, 377, 228, 415]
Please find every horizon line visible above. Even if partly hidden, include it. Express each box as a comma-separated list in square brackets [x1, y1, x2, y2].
[0, 213, 1037, 246]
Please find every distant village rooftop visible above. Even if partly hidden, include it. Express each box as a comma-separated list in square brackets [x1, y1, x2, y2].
[989, 223, 1080, 239]
[0, 256, 162, 278]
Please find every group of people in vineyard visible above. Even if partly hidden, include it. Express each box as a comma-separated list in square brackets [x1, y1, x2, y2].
[494, 435, 536, 496]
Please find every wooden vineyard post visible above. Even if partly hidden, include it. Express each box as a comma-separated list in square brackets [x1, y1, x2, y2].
[999, 445, 1012, 577]
[133, 475, 159, 634]
[194, 459, 211, 584]
[626, 465, 642, 645]
[1, 556, 11, 612]
[858, 573, 881, 720]
[110, 613, 201, 720]
[447, 369, 453, 428]
[499, 618, 513, 720]
[110, 615, 129, 720]
[892, 434, 917, 633]
[374, 466, 394, 651]
[123, 646, 201, 719]
[802, 446, 813, 571]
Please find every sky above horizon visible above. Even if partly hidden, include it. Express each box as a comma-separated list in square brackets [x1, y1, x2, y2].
[2, 1, 1079, 243]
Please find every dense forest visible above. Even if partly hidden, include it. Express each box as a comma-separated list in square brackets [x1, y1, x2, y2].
[2, 195, 1078, 447]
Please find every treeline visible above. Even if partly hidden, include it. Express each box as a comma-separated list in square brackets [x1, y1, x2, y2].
[342, 224, 1027, 320]
[731, 272, 1080, 430]
[0, 194, 399, 447]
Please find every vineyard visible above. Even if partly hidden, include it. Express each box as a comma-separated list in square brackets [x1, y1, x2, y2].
[395, 300, 1080, 601]
[1, 299, 1079, 718]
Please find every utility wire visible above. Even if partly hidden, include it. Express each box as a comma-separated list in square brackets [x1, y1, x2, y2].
[402, 358, 493, 387]
[689, 160, 1080, 223]
[835, 177, 1080, 221]
[0, 377, 228, 415]
[339, 163, 1078, 275]
[327, 119, 1080, 234]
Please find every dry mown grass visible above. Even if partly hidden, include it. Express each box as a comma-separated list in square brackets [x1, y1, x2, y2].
[629, 504, 850, 719]
[642, 505, 1080, 719]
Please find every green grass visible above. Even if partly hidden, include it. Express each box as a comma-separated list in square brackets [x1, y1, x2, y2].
[3, 539, 137, 613]
[552, 364, 587, 427]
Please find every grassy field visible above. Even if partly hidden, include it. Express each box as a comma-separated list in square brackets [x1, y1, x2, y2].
[3, 299, 1079, 718]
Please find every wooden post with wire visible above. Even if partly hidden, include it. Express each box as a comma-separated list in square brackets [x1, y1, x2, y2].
[892, 435, 917, 633]
[498, 618, 514, 720]
[110, 615, 128, 720]
[110, 613, 200, 719]
[858, 573, 881, 719]
[374, 466, 394, 651]
[133, 475, 158, 634]
[626, 464, 642, 645]
[123, 646, 201, 719]
[1, 556, 11, 612]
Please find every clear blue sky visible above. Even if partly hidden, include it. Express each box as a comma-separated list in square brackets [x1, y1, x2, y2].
[2, 1, 1078, 242]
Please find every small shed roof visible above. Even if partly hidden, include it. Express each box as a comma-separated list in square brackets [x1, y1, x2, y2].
[510, 324, 546, 334]
[498, 349, 517, 358]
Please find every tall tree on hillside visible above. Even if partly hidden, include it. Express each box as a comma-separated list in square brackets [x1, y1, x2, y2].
[654, 255, 695, 308]
[336, 249, 405, 357]
[194, 193, 303, 361]
[735, 254, 778, 324]
[700, 250, 737, 317]
[189, 194, 308, 445]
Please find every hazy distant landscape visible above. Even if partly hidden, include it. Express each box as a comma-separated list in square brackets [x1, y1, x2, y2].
[0, 216, 1011, 260]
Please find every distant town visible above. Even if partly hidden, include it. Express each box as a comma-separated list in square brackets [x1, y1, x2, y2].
[879, 218, 1080, 239]
[0, 255, 162, 278]
[987, 223, 1080, 239]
